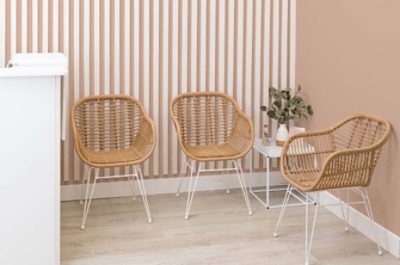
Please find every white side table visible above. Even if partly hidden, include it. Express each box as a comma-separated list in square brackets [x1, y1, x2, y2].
[250, 138, 314, 209]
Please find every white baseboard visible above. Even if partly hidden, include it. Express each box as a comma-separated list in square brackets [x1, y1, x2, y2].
[61, 171, 285, 201]
[319, 191, 400, 259]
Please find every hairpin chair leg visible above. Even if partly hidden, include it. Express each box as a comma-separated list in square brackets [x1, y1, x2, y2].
[361, 188, 383, 256]
[225, 166, 230, 194]
[128, 167, 139, 201]
[345, 188, 350, 231]
[134, 166, 152, 223]
[176, 157, 190, 197]
[81, 168, 99, 230]
[273, 185, 293, 237]
[304, 193, 319, 265]
[273, 187, 319, 265]
[185, 161, 201, 220]
[80, 166, 92, 205]
[233, 160, 252, 215]
[337, 189, 349, 232]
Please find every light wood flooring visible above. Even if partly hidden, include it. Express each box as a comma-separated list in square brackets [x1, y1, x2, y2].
[61, 189, 400, 265]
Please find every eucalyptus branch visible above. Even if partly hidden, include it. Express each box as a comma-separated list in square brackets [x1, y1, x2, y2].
[260, 85, 313, 124]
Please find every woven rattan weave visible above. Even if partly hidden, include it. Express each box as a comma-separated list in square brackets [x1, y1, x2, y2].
[71, 95, 156, 168]
[280, 113, 391, 192]
[170, 92, 254, 162]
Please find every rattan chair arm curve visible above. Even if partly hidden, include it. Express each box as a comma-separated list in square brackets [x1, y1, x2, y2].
[284, 132, 390, 192]
[310, 147, 379, 191]
[231, 110, 255, 156]
[70, 113, 94, 167]
[168, 101, 195, 160]
[280, 147, 371, 192]
[279, 130, 329, 189]
[137, 115, 157, 163]
[280, 128, 333, 157]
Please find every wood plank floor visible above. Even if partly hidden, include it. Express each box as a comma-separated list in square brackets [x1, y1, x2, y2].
[61, 189, 400, 265]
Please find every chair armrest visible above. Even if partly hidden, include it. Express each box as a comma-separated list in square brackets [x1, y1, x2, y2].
[314, 147, 380, 190]
[169, 106, 191, 158]
[281, 129, 335, 162]
[280, 129, 336, 189]
[134, 116, 156, 163]
[227, 111, 254, 157]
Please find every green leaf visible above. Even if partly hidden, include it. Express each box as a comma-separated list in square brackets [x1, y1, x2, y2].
[273, 100, 282, 108]
[269, 87, 277, 97]
[267, 110, 276, 119]
[281, 90, 290, 100]
[267, 85, 313, 122]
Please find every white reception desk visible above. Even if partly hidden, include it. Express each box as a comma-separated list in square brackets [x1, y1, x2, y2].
[0, 61, 67, 265]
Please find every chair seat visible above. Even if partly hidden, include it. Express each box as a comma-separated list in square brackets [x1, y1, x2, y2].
[81, 146, 143, 167]
[184, 143, 242, 161]
[285, 170, 320, 191]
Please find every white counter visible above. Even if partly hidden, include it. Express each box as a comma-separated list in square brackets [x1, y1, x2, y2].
[0, 66, 67, 77]
[0, 54, 67, 265]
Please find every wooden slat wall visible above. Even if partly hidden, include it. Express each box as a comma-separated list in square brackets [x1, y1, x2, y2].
[0, 0, 296, 184]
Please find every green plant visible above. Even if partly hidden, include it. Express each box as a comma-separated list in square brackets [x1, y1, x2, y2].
[260, 86, 313, 124]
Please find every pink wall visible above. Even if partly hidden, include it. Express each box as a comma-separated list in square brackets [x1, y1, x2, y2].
[297, 0, 400, 235]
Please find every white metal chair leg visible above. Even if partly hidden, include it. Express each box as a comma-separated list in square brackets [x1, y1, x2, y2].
[185, 162, 201, 220]
[134, 166, 152, 223]
[128, 167, 139, 201]
[337, 189, 349, 232]
[305, 193, 319, 265]
[176, 157, 190, 197]
[345, 188, 350, 231]
[81, 168, 99, 230]
[225, 167, 230, 194]
[361, 188, 383, 255]
[233, 160, 252, 215]
[80, 167, 92, 205]
[273, 185, 293, 237]
[82, 168, 96, 218]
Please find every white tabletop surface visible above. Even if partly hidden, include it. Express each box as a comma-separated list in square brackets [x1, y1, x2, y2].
[0, 66, 67, 77]
[253, 138, 283, 158]
[0, 53, 68, 77]
[253, 138, 315, 158]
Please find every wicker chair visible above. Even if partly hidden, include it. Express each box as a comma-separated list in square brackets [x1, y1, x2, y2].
[71, 95, 156, 229]
[273, 113, 391, 265]
[170, 92, 254, 219]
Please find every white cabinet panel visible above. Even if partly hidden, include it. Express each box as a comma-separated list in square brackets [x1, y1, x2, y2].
[0, 74, 62, 265]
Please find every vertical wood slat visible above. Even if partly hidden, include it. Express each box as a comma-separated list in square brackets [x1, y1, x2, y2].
[0, 0, 4, 66]
[1, 0, 296, 184]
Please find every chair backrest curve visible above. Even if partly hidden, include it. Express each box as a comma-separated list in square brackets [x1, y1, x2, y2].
[170, 92, 242, 147]
[331, 113, 391, 152]
[71, 95, 148, 152]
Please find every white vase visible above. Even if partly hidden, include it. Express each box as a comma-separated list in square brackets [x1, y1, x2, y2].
[276, 123, 289, 146]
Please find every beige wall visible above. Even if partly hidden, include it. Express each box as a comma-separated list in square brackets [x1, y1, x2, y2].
[0, 0, 296, 184]
[297, 0, 400, 235]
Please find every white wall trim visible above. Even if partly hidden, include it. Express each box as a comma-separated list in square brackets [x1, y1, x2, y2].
[319, 191, 400, 259]
[61, 171, 284, 201]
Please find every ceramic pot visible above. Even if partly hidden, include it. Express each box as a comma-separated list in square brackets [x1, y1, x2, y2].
[276, 123, 289, 146]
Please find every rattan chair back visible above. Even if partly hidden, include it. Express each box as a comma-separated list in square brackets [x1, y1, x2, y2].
[71, 95, 156, 167]
[170, 92, 254, 161]
[332, 115, 389, 150]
